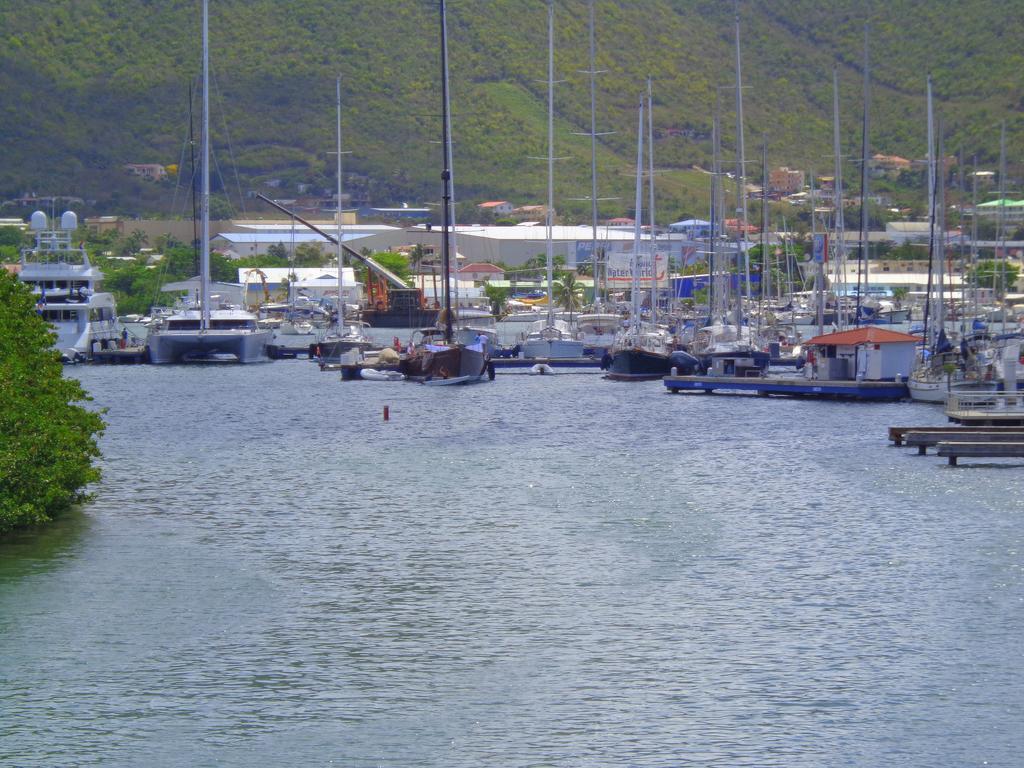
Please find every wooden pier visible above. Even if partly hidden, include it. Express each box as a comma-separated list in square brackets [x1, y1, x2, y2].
[663, 375, 908, 400]
[937, 442, 1024, 465]
[888, 423, 1024, 465]
[888, 425, 1024, 446]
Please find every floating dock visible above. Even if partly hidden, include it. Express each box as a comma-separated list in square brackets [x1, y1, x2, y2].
[91, 345, 148, 364]
[945, 391, 1024, 426]
[663, 374, 908, 400]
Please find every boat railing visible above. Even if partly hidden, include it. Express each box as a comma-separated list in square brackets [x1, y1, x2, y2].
[946, 391, 1024, 415]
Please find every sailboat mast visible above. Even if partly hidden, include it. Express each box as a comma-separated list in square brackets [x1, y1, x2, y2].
[761, 135, 769, 306]
[712, 105, 726, 320]
[545, 0, 555, 326]
[647, 77, 657, 327]
[811, 170, 823, 336]
[924, 74, 936, 349]
[997, 121, 1008, 335]
[200, 0, 211, 331]
[855, 24, 870, 327]
[586, 0, 601, 306]
[439, 0, 453, 343]
[335, 76, 345, 326]
[733, 3, 751, 308]
[937, 120, 947, 342]
[708, 109, 719, 319]
[831, 66, 846, 329]
[631, 95, 644, 334]
[970, 154, 980, 321]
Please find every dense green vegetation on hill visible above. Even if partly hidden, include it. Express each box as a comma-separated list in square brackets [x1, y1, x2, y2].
[0, 271, 105, 536]
[1, 1, 1020, 223]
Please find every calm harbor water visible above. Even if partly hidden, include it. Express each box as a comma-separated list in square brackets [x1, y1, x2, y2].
[2, 362, 1022, 767]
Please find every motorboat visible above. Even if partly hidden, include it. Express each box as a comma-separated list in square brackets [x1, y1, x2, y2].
[18, 210, 121, 362]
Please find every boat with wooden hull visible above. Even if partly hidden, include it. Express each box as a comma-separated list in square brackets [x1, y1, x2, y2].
[398, 342, 491, 384]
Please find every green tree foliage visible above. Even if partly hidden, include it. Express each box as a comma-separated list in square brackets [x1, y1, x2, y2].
[293, 243, 328, 267]
[0, 271, 104, 536]
[353, 251, 411, 286]
[553, 272, 584, 314]
[0, 226, 26, 248]
[972, 259, 1021, 295]
[483, 283, 509, 316]
[0, 1, 1020, 220]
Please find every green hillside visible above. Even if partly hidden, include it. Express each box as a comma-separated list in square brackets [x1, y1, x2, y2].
[1, 1, 1020, 222]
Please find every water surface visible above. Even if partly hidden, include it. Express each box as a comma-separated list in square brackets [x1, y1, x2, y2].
[1, 362, 1021, 766]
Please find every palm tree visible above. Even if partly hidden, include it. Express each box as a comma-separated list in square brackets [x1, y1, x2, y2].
[553, 271, 584, 320]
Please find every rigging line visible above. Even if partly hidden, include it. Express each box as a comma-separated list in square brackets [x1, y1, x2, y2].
[210, 68, 248, 218]
[169, 78, 196, 221]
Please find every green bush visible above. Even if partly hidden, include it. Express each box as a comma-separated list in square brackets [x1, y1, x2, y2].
[0, 271, 105, 536]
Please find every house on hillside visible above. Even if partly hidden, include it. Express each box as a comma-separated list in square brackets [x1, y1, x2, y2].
[123, 164, 167, 181]
[769, 167, 804, 195]
[477, 201, 514, 216]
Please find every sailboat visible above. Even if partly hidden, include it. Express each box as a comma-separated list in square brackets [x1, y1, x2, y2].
[908, 77, 995, 402]
[689, 8, 768, 374]
[397, 0, 491, 385]
[519, 1, 586, 361]
[314, 76, 374, 365]
[607, 90, 695, 381]
[147, 0, 270, 364]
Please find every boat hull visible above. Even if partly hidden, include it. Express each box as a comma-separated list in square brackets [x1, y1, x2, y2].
[147, 329, 271, 364]
[908, 376, 998, 403]
[398, 345, 492, 383]
[520, 337, 587, 359]
[606, 348, 674, 381]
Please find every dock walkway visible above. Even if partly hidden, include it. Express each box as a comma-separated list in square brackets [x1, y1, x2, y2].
[664, 375, 907, 400]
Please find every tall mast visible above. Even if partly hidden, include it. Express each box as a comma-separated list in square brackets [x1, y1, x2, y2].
[200, 0, 211, 330]
[646, 76, 657, 327]
[855, 23, 870, 327]
[922, 80, 937, 353]
[335, 76, 345, 327]
[831, 66, 846, 329]
[586, 0, 602, 306]
[970, 155, 980, 321]
[936, 120, 947, 343]
[810, 169, 823, 336]
[761, 135, 769, 306]
[545, 0, 555, 326]
[631, 95, 644, 335]
[712, 104, 726, 321]
[439, 0, 453, 343]
[708, 108, 719, 320]
[443, 0, 459, 320]
[733, 2, 750, 308]
[997, 121, 1008, 335]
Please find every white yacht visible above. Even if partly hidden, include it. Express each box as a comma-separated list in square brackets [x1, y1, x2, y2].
[518, 318, 585, 359]
[147, 306, 269, 364]
[147, 0, 270, 364]
[18, 210, 120, 361]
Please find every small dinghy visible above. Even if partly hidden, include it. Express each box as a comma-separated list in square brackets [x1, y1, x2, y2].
[360, 368, 405, 381]
[530, 363, 555, 375]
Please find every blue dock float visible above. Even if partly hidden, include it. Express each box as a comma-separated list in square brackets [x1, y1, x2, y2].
[663, 374, 909, 401]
